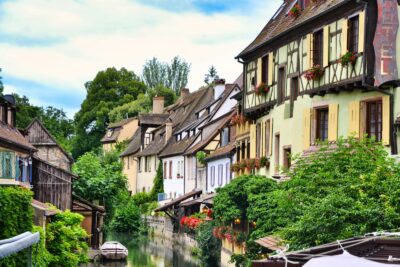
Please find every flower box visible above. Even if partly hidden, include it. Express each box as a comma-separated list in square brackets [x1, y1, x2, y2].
[289, 4, 301, 18]
[338, 51, 358, 66]
[304, 65, 324, 81]
[255, 83, 269, 96]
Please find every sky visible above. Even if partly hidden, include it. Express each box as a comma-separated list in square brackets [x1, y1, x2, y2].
[0, 0, 281, 117]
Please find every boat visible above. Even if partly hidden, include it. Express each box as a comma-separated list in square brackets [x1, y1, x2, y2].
[100, 241, 128, 260]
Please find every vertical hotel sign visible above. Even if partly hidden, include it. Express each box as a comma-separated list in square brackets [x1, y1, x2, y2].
[373, 0, 399, 86]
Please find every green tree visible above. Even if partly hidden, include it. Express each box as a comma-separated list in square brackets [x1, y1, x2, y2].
[108, 93, 150, 123]
[0, 68, 3, 95]
[72, 67, 147, 158]
[204, 65, 218, 85]
[142, 56, 190, 94]
[150, 160, 164, 200]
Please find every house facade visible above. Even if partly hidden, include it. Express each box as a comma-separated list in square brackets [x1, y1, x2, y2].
[25, 118, 73, 171]
[236, 0, 400, 178]
[101, 117, 139, 153]
[0, 95, 36, 186]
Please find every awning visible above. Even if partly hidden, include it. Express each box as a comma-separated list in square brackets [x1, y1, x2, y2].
[0, 232, 40, 259]
[304, 251, 399, 267]
[179, 193, 216, 207]
[154, 189, 202, 212]
[255, 236, 286, 251]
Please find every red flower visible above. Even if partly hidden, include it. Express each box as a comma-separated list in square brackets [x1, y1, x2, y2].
[207, 209, 213, 218]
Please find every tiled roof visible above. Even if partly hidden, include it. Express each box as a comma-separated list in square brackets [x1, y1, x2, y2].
[134, 127, 165, 157]
[159, 134, 199, 158]
[205, 142, 235, 162]
[120, 128, 141, 157]
[0, 122, 36, 152]
[154, 189, 202, 212]
[233, 73, 243, 89]
[238, 0, 348, 58]
[108, 117, 136, 128]
[139, 113, 169, 126]
[254, 236, 285, 251]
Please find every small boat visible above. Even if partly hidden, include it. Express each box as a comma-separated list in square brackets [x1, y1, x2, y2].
[100, 241, 128, 260]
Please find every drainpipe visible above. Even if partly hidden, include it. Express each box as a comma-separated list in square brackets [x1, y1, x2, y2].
[365, 85, 398, 155]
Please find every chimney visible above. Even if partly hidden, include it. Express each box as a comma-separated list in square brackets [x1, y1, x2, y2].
[180, 88, 190, 103]
[214, 78, 225, 100]
[165, 119, 173, 144]
[152, 96, 165, 114]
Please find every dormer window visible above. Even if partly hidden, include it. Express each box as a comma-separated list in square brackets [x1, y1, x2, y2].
[107, 129, 113, 137]
[221, 127, 230, 147]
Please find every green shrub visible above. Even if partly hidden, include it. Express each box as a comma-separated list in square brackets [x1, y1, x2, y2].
[32, 226, 51, 267]
[109, 197, 143, 234]
[196, 151, 207, 165]
[46, 210, 88, 266]
[0, 186, 33, 267]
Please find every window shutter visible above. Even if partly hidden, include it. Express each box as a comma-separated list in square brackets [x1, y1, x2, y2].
[269, 119, 273, 156]
[328, 103, 339, 141]
[358, 10, 365, 53]
[348, 101, 360, 137]
[250, 124, 256, 158]
[303, 108, 311, 150]
[268, 52, 274, 86]
[257, 58, 262, 86]
[304, 34, 312, 70]
[261, 121, 265, 157]
[382, 95, 390, 146]
[341, 18, 348, 55]
[323, 26, 330, 67]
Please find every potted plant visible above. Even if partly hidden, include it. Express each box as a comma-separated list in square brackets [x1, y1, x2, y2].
[304, 65, 324, 81]
[230, 163, 240, 172]
[255, 83, 269, 96]
[246, 159, 256, 171]
[239, 160, 247, 171]
[260, 156, 270, 168]
[338, 51, 357, 66]
[289, 4, 301, 18]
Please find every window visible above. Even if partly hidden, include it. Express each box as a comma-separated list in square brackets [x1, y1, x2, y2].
[145, 157, 148, 172]
[261, 55, 268, 84]
[221, 127, 230, 147]
[241, 142, 246, 161]
[246, 61, 256, 92]
[210, 166, 215, 186]
[226, 162, 230, 183]
[278, 67, 285, 104]
[313, 30, 323, 66]
[256, 123, 261, 157]
[163, 162, 167, 179]
[290, 77, 299, 118]
[218, 164, 223, 186]
[169, 161, 172, 179]
[138, 157, 142, 172]
[146, 156, 151, 172]
[316, 108, 329, 141]
[366, 100, 382, 142]
[348, 15, 359, 53]
[177, 161, 180, 177]
[283, 147, 292, 170]
[246, 141, 250, 159]
[274, 134, 280, 174]
[265, 120, 271, 155]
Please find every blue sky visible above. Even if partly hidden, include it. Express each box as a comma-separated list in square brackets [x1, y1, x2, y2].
[0, 0, 281, 117]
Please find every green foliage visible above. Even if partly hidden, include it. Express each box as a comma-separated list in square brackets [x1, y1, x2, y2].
[0, 68, 3, 95]
[32, 226, 51, 267]
[0, 186, 33, 267]
[229, 254, 251, 267]
[109, 93, 150, 122]
[204, 65, 218, 85]
[148, 84, 177, 107]
[46, 210, 88, 266]
[196, 151, 207, 165]
[109, 196, 143, 234]
[150, 161, 164, 200]
[195, 221, 221, 267]
[142, 56, 190, 94]
[72, 67, 147, 158]
[72, 149, 128, 227]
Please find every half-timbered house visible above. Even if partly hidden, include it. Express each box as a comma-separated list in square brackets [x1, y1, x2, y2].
[236, 0, 400, 177]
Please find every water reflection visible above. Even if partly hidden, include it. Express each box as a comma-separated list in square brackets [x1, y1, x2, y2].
[82, 233, 199, 267]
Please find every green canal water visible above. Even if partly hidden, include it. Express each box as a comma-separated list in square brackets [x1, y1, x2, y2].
[82, 233, 200, 267]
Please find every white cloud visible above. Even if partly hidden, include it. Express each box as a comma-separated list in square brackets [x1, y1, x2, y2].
[0, 0, 281, 116]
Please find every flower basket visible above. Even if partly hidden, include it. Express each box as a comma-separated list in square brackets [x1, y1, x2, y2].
[255, 83, 269, 96]
[338, 51, 357, 66]
[254, 158, 261, 169]
[246, 159, 255, 171]
[289, 4, 301, 18]
[304, 65, 324, 81]
[230, 163, 240, 172]
[239, 161, 247, 171]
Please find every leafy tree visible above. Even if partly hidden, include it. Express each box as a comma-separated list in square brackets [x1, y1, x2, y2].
[142, 56, 190, 94]
[108, 93, 150, 123]
[148, 84, 177, 107]
[72, 149, 128, 227]
[150, 160, 164, 200]
[204, 65, 218, 85]
[72, 67, 147, 158]
[196, 220, 221, 267]
[109, 195, 143, 233]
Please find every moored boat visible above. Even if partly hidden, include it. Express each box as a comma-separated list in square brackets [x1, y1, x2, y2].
[100, 241, 128, 260]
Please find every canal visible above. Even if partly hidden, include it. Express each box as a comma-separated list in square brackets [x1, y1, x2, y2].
[82, 233, 200, 267]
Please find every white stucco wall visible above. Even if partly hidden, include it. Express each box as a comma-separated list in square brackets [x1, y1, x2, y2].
[212, 89, 238, 120]
[206, 157, 232, 193]
[162, 155, 185, 199]
[184, 155, 197, 193]
[136, 155, 158, 193]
